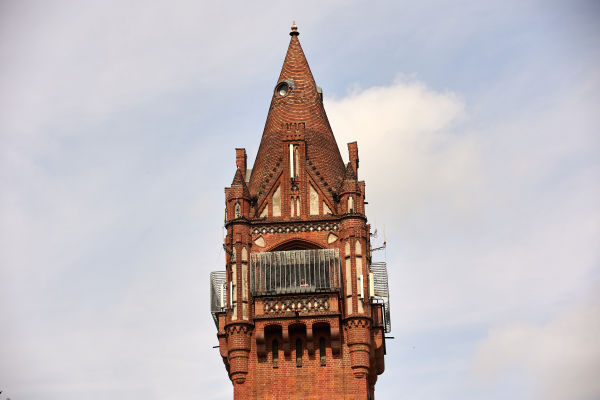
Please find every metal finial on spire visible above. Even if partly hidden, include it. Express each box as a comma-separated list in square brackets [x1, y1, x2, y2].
[290, 21, 299, 36]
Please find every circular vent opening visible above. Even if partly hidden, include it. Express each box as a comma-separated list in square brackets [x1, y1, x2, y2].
[276, 82, 290, 97]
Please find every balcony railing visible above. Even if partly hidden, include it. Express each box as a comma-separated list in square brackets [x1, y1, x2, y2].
[370, 261, 391, 333]
[251, 249, 341, 296]
[209, 270, 227, 328]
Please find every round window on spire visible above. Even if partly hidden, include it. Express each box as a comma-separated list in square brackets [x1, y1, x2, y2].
[275, 79, 294, 97]
[276, 82, 289, 97]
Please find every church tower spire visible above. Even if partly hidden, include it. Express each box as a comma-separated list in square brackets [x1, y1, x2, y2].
[249, 22, 346, 211]
[210, 25, 391, 400]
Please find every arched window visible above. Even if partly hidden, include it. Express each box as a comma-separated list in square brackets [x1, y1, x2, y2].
[309, 183, 319, 215]
[294, 146, 299, 178]
[356, 240, 364, 312]
[241, 247, 248, 320]
[271, 239, 321, 251]
[348, 196, 354, 213]
[272, 340, 279, 368]
[231, 248, 237, 320]
[296, 339, 303, 367]
[345, 242, 353, 314]
[272, 185, 281, 217]
[234, 201, 241, 218]
[319, 337, 326, 366]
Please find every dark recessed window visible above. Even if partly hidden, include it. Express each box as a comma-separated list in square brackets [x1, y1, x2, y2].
[272, 340, 279, 368]
[296, 339, 303, 367]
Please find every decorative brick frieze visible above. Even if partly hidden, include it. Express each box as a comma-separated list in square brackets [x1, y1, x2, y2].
[225, 323, 253, 336]
[262, 296, 329, 314]
[252, 222, 339, 235]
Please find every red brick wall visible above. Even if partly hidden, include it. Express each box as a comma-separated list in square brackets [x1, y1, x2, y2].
[234, 326, 369, 400]
[214, 28, 386, 400]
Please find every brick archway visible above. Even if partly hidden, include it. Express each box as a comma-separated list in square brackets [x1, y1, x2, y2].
[269, 238, 323, 251]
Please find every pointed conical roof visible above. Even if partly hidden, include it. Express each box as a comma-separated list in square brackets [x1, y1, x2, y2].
[231, 167, 250, 198]
[232, 168, 245, 186]
[343, 162, 357, 181]
[248, 25, 346, 206]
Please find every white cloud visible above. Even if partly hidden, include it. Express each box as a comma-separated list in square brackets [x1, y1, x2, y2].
[325, 70, 599, 400]
[472, 292, 600, 400]
[326, 74, 600, 335]
[327, 77, 472, 220]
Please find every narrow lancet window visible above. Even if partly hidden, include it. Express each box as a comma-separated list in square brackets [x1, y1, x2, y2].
[234, 201, 241, 218]
[309, 183, 319, 215]
[272, 186, 281, 217]
[272, 340, 279, 368]
[289, 144, 294, 179]
[319, 337, 326, 366]
[356, 241, 364, 313]
[241, 247, 248, 319]
[296, 339, 303, 367]
[345, 242, 353, 314]
[294, 146, 299, 178]
[231, 248, 237, 320]
[348, 196, 354, 213]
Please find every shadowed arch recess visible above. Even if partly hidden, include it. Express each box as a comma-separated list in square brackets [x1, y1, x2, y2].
[270, 239, 323, 251]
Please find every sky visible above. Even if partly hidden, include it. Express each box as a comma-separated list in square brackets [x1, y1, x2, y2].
[1, 1, 599, 399]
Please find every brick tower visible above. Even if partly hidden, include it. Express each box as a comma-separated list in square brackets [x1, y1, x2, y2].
[210, 23, 391, 400]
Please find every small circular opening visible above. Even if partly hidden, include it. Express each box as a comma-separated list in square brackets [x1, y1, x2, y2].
[276, 82, 289, 97]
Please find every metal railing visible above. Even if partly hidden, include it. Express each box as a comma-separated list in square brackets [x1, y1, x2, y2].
[209, 270, 227, 328]
[251, 249, 341, 296]
[370, 261, 391, 333]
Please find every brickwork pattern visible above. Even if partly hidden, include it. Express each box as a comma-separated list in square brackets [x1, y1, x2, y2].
[248, 31, 345, 210]
[263, 296, 329, 314]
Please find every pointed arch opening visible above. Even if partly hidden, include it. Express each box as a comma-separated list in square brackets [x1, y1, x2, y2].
[296, 338, 303, 367]
[319, 337, 326, 366]
[234, 201, 241, 218]
[270, 239, 323, 251]
[272, 339, 279, 368]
